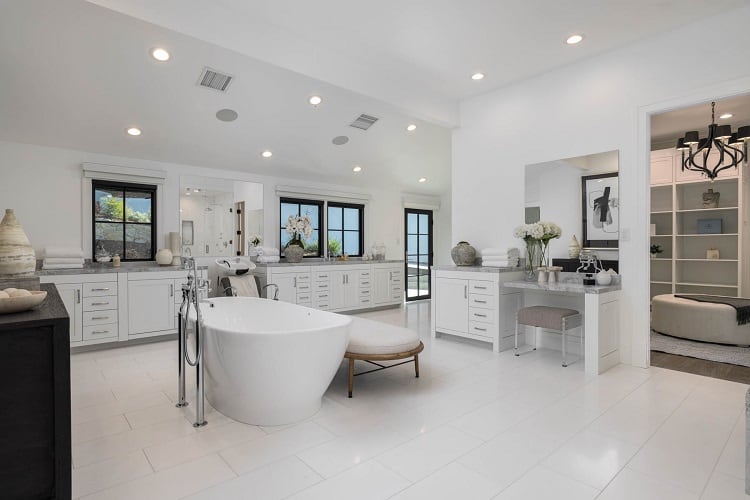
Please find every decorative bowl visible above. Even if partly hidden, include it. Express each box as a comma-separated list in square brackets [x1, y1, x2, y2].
[0, 290, 47, 314]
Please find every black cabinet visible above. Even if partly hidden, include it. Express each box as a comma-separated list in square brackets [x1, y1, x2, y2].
[0, 284, 71, 499]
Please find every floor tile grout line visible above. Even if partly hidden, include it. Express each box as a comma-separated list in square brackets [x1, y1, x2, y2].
[696, 410, 743, 498]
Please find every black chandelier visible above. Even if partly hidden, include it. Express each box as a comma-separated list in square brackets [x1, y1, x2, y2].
[676, 101, 750, 181]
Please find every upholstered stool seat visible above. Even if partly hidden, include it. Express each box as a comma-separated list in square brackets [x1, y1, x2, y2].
[345, 317, 424, 397]
[515, 305, 583, 367]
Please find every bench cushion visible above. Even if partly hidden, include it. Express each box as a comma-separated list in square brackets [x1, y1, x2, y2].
[652, 294, 750, 345]
[346, 317, 421, 355]
[517, 305, 581, 331]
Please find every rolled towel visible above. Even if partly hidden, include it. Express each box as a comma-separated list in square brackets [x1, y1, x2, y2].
[42, 263, 84, 270]
[481, 258, 518, 266]
[257, 247, 280, 256]
[43, 257, 85, 265]
[482, 262, 518, 268]
[257, 255, 280, 263]
[481, 247, 520, 257]
[45, 246, 84, 258]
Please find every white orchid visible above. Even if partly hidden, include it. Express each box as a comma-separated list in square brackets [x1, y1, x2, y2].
[249, 234, 262, 246]
[285, 215, 313, 241]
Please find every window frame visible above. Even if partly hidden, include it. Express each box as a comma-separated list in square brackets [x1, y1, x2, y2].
[327, 202, 365, 257]
[92, 179, 157, 262]
[279, 197, 324, 258]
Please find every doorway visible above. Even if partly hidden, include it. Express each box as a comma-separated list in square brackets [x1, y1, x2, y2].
[405, 208, 433, 301]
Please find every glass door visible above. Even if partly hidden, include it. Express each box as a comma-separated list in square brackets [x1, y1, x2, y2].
[405, 208, 433, 301]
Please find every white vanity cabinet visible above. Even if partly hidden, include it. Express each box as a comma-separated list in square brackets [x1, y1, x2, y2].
[254, 261, 403, 313]
[127, 278, 176, 336]
[431, 268, 523, 352]
[40, 273, 119, 345]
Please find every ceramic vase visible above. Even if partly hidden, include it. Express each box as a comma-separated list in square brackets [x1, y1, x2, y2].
[155, 248, 173, 266]
[285, 243, 304, 263]
[568, 235, 581, 259]
[0, 209, 36, 277]
[451, 241, 477, 266]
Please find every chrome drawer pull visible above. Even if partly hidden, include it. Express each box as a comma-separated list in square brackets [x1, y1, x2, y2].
[361, 281, 370, 285]
[474, 313, 487, 318]
[474, 286, 487, 290]
[319, 294, 328, 298]
[91, 316, 110, 321]
[90, 287, 110, 291]
[474, 299, 487, 304]
[90, 302, 110, 306]
[474, 327, 487, 332]
[91, 330, 110, 335]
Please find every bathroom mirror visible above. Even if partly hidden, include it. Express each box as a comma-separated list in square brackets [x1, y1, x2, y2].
[524, 150, 619, 262]
[179, 176, 263, 257]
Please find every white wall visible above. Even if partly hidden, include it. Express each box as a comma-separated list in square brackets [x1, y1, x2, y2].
[453, 5, 750, 368]
[0, 139, 451, 264]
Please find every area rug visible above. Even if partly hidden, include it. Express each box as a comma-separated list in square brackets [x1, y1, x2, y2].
[650, 330, 750, 368]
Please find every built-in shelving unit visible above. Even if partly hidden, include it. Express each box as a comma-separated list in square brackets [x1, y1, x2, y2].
[649, 148, 749, 299]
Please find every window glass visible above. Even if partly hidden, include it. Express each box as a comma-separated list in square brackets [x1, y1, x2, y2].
[344, 208, 360, 230]
[93, 181, 156, 261]
[326, 203, 364, 257]
[279, 198, 323, 257]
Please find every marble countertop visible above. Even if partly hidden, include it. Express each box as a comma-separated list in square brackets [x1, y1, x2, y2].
[432, 265, 523, 274]
[253, 259, 404, 268]
[505, 280, 621, 294]
[35, 261, 206, 276]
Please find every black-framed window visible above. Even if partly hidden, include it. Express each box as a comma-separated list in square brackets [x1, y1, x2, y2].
[93, 180, 157, 261]
[280, 198, 323, 257]
[327, 202, 364, 257]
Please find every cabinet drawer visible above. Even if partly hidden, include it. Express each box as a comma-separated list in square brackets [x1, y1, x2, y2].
[297, 274, 310, 282]
[83, 282, 118, 297]
[316, 303, 330, 310]
[83, 310, 118, 326]
[83, 324, 118, 341]
[314, 272, 331, 280]
[297, 283, 311, 292]
[83, 296, 118, 311]
[468, 321, 493, 338]
[469, 307, 496, 324]
[469, 294, 494, 309]
[469, 281, 495, 296]
[315, 291, 331, 300]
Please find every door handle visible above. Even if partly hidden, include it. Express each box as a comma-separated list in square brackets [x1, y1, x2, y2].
[76, 289, 81, 304]
[464, 285, 467, 299]
[294, 277, 298, 288]
[170, 284, 174, 297]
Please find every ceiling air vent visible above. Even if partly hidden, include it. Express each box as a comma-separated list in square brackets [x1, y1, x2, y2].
[197, 67, 233, 92]
[350, 114, 379, 131]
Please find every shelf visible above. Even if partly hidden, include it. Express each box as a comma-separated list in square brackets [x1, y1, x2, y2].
[675, 177, 738, 186]
[651, 234, 672, 237]
[675, 258, 738, 262]
[675, 207, 738, 213]
[650, 281, 672, 285]
[650, 258, 671, 261]
[675, 233, 738, 237]
[675, 282, 738, 288]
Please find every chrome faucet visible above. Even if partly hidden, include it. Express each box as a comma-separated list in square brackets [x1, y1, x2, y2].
[262, 283, 279, 300]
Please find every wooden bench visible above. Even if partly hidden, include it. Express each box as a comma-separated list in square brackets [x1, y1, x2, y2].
[344, 317, 424, 397]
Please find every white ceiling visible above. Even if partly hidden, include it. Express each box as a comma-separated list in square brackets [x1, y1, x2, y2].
[651, 93, 750, 147]
[0, 0, 452, 195]
[87, 0, 750, 126]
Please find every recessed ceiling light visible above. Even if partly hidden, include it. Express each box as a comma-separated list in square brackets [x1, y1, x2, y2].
[418, 177, 427, 183]
[720, 113, 733, 119]
[406, 124, 417, 132]
[353, 165, 362, 172]
[471, 73, 485, 81]
[566, 34, 584, 45]
[216, 109, 238, 122]
[261, 150, 273, 158]
[126, 127, 142, 136]
[151, 48, 170, 62]
[309, 95, 322, 106]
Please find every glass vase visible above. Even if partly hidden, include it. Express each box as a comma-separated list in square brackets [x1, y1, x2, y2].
[524, 240, 541, 281]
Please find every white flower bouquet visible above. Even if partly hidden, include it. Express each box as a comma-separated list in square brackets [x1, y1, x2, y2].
[249, 234, 262, 247]
[285, 215, 313, 247]
[513, 221, 563, 275]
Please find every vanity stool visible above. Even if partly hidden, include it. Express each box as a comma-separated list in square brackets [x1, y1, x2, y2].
[514, 305, 583, 367]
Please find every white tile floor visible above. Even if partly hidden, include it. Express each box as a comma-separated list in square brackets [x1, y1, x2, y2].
[69, 301, 748, 499]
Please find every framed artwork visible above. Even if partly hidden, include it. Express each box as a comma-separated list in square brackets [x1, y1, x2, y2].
[581, 172, 619, 248]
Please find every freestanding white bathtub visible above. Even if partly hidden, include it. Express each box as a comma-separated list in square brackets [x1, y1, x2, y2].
[197, 297, 351, 426]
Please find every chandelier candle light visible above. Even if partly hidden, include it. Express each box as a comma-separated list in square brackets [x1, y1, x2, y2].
[676, 101, 750, 181]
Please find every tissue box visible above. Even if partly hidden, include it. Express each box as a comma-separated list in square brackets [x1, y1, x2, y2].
[697, 218, 722, 234]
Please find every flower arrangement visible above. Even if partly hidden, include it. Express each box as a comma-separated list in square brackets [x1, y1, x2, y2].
[249, 234, 262, 247]
[285, 215, 313, 248]
[514, 221, 562, 276]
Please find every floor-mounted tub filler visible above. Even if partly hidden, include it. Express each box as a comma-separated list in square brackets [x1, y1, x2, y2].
[183, 295, 351, 426]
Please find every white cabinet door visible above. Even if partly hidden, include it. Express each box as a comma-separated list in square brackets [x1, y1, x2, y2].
[56, 283, 83, 342]
[128, 279, 176, 335]
[344, 270, 361, 309]
[271, 273, 298, 304]
[373, 267, 391, 304]
[329, 270, 347, 310]
[435, 278, 468, 332]
[650, 154, 673, 185]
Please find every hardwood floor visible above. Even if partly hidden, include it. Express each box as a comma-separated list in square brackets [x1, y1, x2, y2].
[650, 350, 750, 385]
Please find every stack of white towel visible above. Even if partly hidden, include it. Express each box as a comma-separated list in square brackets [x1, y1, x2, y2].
[43, 247, 85, 269]
[256, 247, 280, 263]
[481, 247, 520, 268]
